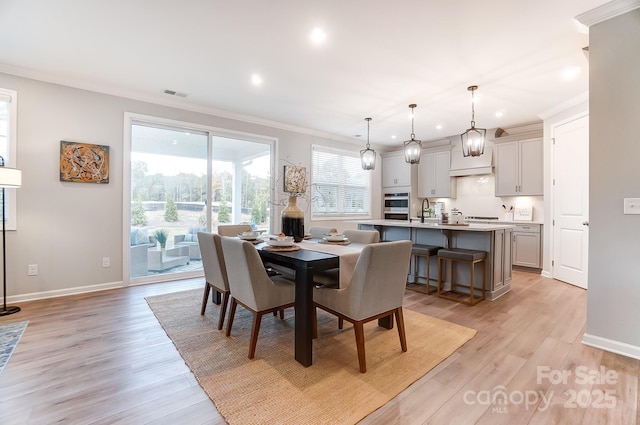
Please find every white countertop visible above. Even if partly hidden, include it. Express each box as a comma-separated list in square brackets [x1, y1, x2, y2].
[358, 219, 516, 232]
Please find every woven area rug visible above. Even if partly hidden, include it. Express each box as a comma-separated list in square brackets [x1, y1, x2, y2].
[0, 320, 28, 375]
[146, 289, 476, 425]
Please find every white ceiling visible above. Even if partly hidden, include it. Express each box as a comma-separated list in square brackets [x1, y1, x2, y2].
[0, 0, 607, 148]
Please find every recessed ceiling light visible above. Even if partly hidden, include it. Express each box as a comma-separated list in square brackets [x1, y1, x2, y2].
[436, 124, 443, 130]
[495, 111, 504, 118]
[391, 135, 397, 139]
[172, 140, 178, 145]
[562, 66, 581, 81]
[251, 73, 263, 86]
[310, 27, 327, 45]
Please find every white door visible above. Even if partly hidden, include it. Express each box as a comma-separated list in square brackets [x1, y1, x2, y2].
[552, 114, 589, 288]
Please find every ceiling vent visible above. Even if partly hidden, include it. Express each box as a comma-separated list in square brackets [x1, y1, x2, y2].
[163, 89, 187, 98]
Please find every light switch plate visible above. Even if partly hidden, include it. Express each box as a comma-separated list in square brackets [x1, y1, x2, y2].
[623, 198, 640, 214]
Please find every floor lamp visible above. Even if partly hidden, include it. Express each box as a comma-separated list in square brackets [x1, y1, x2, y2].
[0, 156, 21, 316]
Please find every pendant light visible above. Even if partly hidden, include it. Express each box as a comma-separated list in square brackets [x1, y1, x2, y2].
[460, 85, 486, 157]
[403, 104, 422, 164]
[360, 117, 376, 170]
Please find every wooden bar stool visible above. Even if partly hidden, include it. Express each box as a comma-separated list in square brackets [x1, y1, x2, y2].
[407, 244, 440, 294]
[437, 248, 487, 305]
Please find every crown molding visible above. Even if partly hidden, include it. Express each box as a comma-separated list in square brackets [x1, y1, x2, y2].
[538, 92, 589, 120]
[0, 63, 360, 146]
[576, 0, 640, 27]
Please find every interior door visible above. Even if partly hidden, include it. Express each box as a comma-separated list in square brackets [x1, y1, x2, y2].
[552, 114, 589, 288]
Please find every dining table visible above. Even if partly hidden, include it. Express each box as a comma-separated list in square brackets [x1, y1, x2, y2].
[256, 238, 368, 367]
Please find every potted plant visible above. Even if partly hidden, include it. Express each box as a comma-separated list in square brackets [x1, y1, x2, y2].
[155, 229, 168, 249]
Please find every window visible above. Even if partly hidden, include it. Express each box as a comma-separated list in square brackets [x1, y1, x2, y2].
[311, 145, 371, 218]
[0, 89, 18, 230]
[125, 113, 275, 282]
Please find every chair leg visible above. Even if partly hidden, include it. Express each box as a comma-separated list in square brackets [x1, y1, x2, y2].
[354, 321, 367, 373]
[395, 307, 408, 352]
[248, 312, 263, 359]
[217, 291, 230, 331]
[225, 298, 238, 337]
[312, 306, 318, 339]
[338, 317, 344, 329]
[201, 283, 212, 315]
[279, 308, 285, 320]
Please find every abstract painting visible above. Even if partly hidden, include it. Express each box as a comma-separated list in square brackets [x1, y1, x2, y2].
[283, 165, 307, 194]
[60, 141, 110, 183]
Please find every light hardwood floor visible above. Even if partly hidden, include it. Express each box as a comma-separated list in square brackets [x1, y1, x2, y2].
[0, 271, 637, 424]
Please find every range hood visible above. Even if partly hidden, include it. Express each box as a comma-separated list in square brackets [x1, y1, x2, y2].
[449, 144, 493, 176]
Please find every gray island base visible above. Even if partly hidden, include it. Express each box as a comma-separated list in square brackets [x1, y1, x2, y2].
[357, 220, 514, 301]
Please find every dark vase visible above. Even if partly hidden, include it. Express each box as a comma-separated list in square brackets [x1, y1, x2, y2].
[281, 196, 304, 242]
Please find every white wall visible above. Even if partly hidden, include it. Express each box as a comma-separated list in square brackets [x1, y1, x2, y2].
[584, 7, 640, 357]
[0, 72, 381, 301]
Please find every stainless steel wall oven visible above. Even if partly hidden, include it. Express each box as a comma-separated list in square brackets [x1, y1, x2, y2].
[383, 192, 409, 220]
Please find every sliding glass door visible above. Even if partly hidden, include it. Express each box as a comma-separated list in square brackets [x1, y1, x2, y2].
[127, 117, 273, 282]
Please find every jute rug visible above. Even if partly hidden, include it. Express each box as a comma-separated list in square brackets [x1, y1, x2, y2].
[146, 289, 476, 425]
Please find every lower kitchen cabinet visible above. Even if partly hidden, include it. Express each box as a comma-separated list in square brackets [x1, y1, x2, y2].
[512, 224, 541, 269]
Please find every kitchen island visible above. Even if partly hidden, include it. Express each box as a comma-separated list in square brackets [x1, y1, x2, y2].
[357, 219, 515, 300]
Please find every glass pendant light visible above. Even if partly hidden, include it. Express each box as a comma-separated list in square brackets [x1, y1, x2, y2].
[460, 85, 486, 157]
[360, 117, 376, 170]
[403, 104, 422, 164]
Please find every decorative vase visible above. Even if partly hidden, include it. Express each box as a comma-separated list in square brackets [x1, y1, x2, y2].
[281, 195, 304, 242]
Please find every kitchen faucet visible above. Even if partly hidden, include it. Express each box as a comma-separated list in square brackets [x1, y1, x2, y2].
[420, 198, 430, 223]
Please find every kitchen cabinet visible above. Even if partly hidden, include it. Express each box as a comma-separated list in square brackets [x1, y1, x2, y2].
[495, 138, 543, 196]
[512, 223, 541, 269]
[417, 150, 456, 198]
[382, 152, 412, 187]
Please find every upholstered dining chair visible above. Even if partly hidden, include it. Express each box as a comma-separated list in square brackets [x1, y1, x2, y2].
[217, 224, 253, 237]
[312, 229, 381, 289]
[221, 237, 296, 359]
[197, 232, 230, 330]
[343, 229, 380, 244]
[309, 227, 334, 239]
[313, 240, 412, 373]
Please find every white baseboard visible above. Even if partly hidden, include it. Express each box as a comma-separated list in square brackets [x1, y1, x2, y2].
[582, 332, 640, 360]
[6, 281, 125, 304]
[541, 269, 551, 278]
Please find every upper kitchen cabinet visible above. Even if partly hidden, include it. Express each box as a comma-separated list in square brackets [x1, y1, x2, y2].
[417, 149, 456, 198]
[495, 138, 543, 196]
[382, 151, 413, 188]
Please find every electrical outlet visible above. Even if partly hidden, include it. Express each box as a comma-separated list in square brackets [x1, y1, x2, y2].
[102, 257, 111, 268]
[27, 264, 38, 276]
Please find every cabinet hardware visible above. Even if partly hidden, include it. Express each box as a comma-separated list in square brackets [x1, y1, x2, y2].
[582, 221, 589, 226]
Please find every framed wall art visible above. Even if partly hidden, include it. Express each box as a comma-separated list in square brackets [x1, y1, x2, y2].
[59, 140, 110, 184]
[283, 165, 306, 194]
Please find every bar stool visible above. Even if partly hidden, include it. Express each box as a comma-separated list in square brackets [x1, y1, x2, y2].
[437, 248, 487, 305]
[407, 244, 441, 294]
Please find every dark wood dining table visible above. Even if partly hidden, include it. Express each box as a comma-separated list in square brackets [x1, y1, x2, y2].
[256, 243, 339, 367]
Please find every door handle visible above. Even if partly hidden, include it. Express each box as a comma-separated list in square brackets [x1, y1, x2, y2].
[582, 221, 589, 226]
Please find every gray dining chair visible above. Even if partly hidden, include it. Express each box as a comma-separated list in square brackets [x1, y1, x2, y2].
[197, 232, 230, 330]
[309, 227, 335, 239]
[313, 229, 380, 288]
[221, 236, 296, 359]
[343, 229, 380, 244]
[217, 224, 252, 237]
[313, 240, 412, 373]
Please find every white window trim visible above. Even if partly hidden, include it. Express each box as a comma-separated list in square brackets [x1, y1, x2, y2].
[311, 144, 372, 221]
[0, 88, 18, 230]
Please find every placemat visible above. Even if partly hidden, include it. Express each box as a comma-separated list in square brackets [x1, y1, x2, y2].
[319, 239, 351, 245]
[262, 245, 301, 252]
